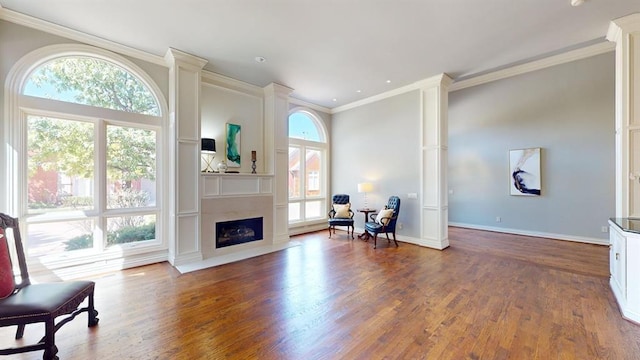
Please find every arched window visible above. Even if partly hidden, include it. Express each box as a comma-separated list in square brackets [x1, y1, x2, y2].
[288, 109, 328, 227]
[5, 45, 166, 272]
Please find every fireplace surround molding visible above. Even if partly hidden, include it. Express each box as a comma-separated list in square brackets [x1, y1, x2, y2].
[174, 173, 296, 273]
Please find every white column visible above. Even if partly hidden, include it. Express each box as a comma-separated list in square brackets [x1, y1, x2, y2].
[607, 13, 640, 218]
[164, 48, 207, 265]
[419, 74, 453, 250]
[264, 83, 293, 244]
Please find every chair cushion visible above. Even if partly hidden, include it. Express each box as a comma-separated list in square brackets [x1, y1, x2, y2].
[365, 221, 381, 231]
[0, 281, 95, 322]
[333, 203, 351, 218]
[329, 218, 353, 226]
[0, 228, 15, 299]
[375, 208, 394, 225]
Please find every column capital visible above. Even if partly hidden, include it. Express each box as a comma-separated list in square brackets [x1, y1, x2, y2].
[263, 82, 294, 97]
[415, 73, 453, 90]
[164, 48, 208, 69]
[607, 13, 640, 43]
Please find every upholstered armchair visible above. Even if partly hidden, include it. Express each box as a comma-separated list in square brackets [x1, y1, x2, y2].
[328, 194, 355, 239]
[364, 196, 401, 248]
[0, 213, 99, 360]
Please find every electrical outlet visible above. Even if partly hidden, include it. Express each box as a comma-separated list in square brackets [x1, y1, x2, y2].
[496, 216, 501, 222]
[601, 226, 608, 233]
[398, 222, 403, 229]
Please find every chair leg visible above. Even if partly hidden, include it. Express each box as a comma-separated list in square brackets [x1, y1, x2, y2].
[350, 225, 354, 239]
[43, 319, 58, 360]
[15, 324, 25, 339]
[392, 232, 399, 247]
[373, 233, 378, 249]
[328, 225, 332, 238]
[88, 291, 99, 327]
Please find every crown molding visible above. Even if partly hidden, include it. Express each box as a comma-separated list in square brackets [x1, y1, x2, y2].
[289, 98, 332, 114]
[449, 41, 614, 92]
[607, 13, 640, 42]
[0, 6, 166, 67]
[333, 41, 614, 113]
[332, 73, 452, 114]
[263, 83, 294, 97]
[201, 70, 264, 98]
[164, 48, 207, 69]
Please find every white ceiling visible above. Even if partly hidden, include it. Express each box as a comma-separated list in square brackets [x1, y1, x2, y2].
[0, 0, 637, 109]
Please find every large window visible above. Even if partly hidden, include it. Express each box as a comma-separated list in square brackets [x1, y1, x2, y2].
[288, 109, 327, 225]
[9, 48, 165, 269]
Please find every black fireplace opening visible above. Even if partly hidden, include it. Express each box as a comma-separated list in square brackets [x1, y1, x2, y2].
[216, 217, 263, 248]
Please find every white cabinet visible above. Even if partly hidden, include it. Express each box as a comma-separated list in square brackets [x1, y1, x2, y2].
[609, 219, 640, 324]
[609, 224, 626, 301]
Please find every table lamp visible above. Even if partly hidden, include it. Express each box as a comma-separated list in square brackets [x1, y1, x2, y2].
[357, 182, 373, 209]
[201, 138, 216, 172]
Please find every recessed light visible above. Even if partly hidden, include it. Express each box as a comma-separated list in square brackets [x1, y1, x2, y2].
[386, 80, 391, 84]
[332, 98, 337, 102]
[570, 0, 584, 6]
[356, 90, 362, 93]
[254, 56, 266, 63]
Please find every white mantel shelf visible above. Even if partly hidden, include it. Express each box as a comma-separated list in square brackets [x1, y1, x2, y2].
[201, 173, 274, 198]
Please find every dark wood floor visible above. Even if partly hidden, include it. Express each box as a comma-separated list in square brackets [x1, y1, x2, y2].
[1, 227, 639, 359]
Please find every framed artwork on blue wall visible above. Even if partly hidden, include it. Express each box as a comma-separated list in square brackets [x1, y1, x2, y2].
[509, 148, 541, 196]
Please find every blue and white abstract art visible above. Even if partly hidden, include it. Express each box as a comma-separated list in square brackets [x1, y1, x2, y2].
[509, 148, 541, 196]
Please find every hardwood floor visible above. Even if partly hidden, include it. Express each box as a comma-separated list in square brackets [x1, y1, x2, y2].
[1, 227, 639, 359]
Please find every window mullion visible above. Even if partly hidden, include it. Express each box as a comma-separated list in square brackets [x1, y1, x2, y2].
[299, 144, 306, 220]
[95, 119, 106, 251]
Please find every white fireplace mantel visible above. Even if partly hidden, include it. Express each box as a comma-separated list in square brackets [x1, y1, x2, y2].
[201, 173, 273, 198]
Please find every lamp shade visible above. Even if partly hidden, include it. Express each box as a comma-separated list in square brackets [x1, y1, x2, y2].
[201, 138, 216, 153]
[357, 182, 373, 193]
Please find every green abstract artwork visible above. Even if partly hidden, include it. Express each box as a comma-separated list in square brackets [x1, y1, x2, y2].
[226, 123, 241, 167]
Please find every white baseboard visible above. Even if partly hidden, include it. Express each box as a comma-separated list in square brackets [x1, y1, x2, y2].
[353, 227, 449, 250]
[448, 222, 608, 246]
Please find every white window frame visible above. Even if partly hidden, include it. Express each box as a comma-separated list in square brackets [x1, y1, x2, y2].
[3, 44, 169, 273]
[288, 108, 328, 227]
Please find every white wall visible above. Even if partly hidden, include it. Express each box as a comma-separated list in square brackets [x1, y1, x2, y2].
[448, 53, 615, 241]
[201, 84, 264, 174]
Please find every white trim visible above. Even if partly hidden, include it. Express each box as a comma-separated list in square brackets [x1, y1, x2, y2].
[0, 7, 166, 67]
[351, 228, 449, 250]
[448, 222, 609, 246]
[289, 221, 327, 236]
[201, 70, 265, 98]
[449, 41, 615, 92]
[331, 74, 448, 114]
[289, 97, 332, 114]
[332, 42, 615, 113]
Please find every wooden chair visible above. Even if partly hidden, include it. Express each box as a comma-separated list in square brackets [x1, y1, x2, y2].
[364, 196, 401, 249]
[0, 213, 99, 360]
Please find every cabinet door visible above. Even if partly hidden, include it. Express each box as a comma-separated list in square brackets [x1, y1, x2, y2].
[610, 228, 626, 297]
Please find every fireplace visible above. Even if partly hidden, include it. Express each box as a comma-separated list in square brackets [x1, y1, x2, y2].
[216, 217, 264, 248]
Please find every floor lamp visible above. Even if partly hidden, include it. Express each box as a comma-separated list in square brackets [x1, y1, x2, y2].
[357, 182, 373, 209]
[201, 138, 216, 172]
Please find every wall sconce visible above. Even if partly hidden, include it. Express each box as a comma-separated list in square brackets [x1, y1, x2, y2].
[357, 182, 374, 209]
[201, 138, 216, 172]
